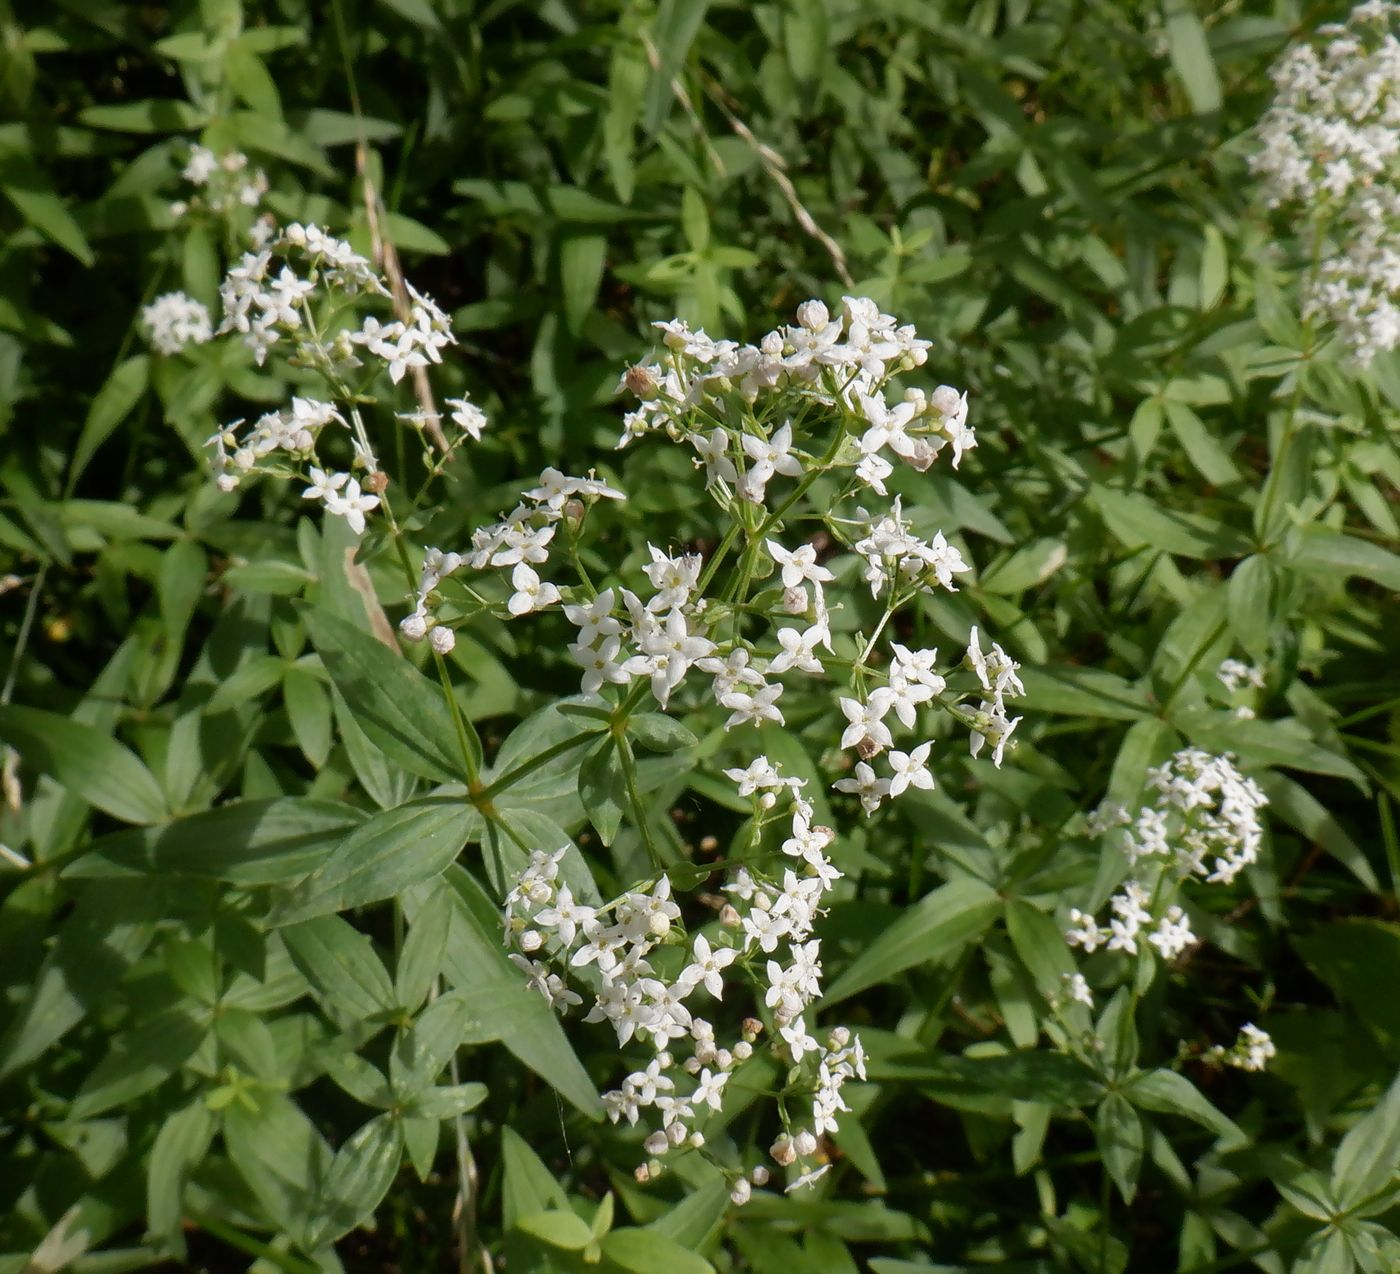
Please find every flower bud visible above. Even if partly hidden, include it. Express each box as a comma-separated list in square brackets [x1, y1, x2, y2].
[644, 1131, 669, 1157]
[931, 384, 962, 417]
[519, 929, 543, 953]
[715, 1048, 733, 1070]
[742, 1018, 763, 1042]
[656, 1051, 674, 1070]
[683, 1056, 702, 1074]
[750, 1166, 770, 1186]
[399, 613, 428, 642]
[782, 585, 809, 615]
[689, 1131, 705, 1148]
[770, 1135, 796, 1166]
[729, 1178, 752, 1206]
[720, 905, 741, 928]
[647, 1158, 663, 1179]
[828, 1026, 851, 1049]
[634, 1163, 650, 1184]
[563, 498, 586, 525]
[733, 1041, 753, 1061]
[760, 330, 785, 356]
[429, 626, 456, 655]
[796, 299, 829, 331]
[793, 1130, 818, 1157]
[364, 471, 389, 494]
[759, 792, 777, 811]
[648, 911, 671, 938]
[667, 1122, 687, 1147]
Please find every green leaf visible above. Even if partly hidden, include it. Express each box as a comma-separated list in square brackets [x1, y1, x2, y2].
[64, 798, 366, 884]
[147, 1100, 215, 1255]
[937, 1050, 1105, 1106]
[0, 704, 168, 825]
[1227, 553, 1277, 658]
[629, 713, 699, 752]
[273, 798, 478, 923]
[783, 0, 829, 86]
[1, 178, 95, 264]
[69, 1006, 207, 1119]
[1126, 1069, 1243, 1144]
[603, 1227, 716, 1274]
[1163, 400, 1239, 486]
[158, 538, 207, 647]
[579, 738, 626, 846]
[1259, 773, 1378, 891]
[1164, 0, 1222, 113]
[824, 877, 1001, 1005]
[1332, 1071, 1400, 1208]
[282, 915, 395, 1024]
[395, 879, 454, 1011]
[516, 1210, 594, 1250]
[306, 1114, 402, 1246]
[71, 356, 148, 488]
[647, 1179, 728, 1247]
[560, 231, 607, 335]
[301, 605, 468, 783]
[1175, 710, 1364, 783]
[284, 667, 333, 767]
[502, 1125, 571, 1225]
[406, 1082, 488, 1119]
[1286, 525, 1400, 593]
[223, 1092, 332, 1237]
[390, 991, 476, 1096]
[643, 0, 713, 134]
[980, 537, 1067, 595]
[1091, 487, 1248, 560]
[79, 99, 209, 131]
[1097, 1093, 1144, 1203]
[1018, 667, 1149, 720]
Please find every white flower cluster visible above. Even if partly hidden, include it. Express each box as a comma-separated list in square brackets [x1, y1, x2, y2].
[201, 221, 486, 541]
[170, 144, 268, 220]
[1068, 750, 1268, 963]
[397, 467, 624, 653]
[621, 297, 972, 484]
[140, 291, 213, 356]
[1251, 2, 1400, 363]
[503, 761, 864, 1199]
[1207, 1022, 1276, 1073]
[1217, 658, 1266, 694]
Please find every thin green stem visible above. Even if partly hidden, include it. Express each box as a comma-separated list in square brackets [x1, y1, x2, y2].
[616, 732, 662, 869]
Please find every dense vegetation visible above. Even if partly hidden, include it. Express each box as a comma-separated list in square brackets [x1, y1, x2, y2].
[2, 2, 1399, 1272]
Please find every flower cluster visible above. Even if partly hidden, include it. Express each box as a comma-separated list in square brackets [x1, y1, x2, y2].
[1207, 1022, 1276, 1073]
[1251, 2, 1400, 363]
[1216, 658, 1265, 695]
[199, 221, 484, 541]
[140, 291, 213, 356]
[170, 144, 268, 221]
[1068, 750, 1268, 963]
[503, 761, 864, 1199]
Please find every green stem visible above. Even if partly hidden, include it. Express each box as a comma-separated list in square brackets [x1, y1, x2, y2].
[616, 732, 662, 869]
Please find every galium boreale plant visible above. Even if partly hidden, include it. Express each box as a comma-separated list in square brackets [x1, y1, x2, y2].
[197, 264, 1043, 1205]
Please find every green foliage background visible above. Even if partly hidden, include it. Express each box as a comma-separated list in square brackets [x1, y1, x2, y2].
[2, 0, 1400, 1271]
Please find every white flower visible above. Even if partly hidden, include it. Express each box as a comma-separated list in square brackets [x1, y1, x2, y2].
[507, 563, 562, 616]
[692, 1067, 729, 1111]
[721, 683, 785, 730]
[446, 396, 488, 441]
[887, 742, 935, 797]
[678, 934, 739, 999]
[833, 761, 890, 815]
[766, 540, 835, 590]
[768, 625, 826, 676]
[323, 477, 380, 535]
[785, 1164, 832, 1193]
[572, 637, 630, 696]
[969, 702, 1021, 768]
[140, 291, 213, 355]
[838, 689, 895, 753]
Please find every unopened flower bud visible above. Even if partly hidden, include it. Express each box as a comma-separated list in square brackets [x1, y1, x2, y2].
[760, 330, 784, 356]
[856, 735, 882, 761]
[750, 1166, 770, 1186]
[733, 1040, 753, 1061]
[429, 626, 456, 655]
[720, 905, 741, 928]
[782, 585, 808, 615]
[364, 471, 389, 494]
[683, 1056, 702, 1074]
[634, 1163, 650, 1184]
[770, 1135, 796, 1166]
[656, 1051, 673, 1070]
[796, 299, 829, 331]
[793, 1130, 818, 1157]
[563, 497, 586, 524]
[729, 1178, 752, 1206]
[644, 1131, 669, 1156]
[760, 792, 777, 811]
[715, 1048, 733, 1070]
[647, 1158, 663, 1179]
[666, 1122, 687, 1147]
[400, 613, 428, 642]
[519, 929, 543, 953]
[742, 1018, 763, 1042]
[931, 384, 962, 417]
[689, 1132, 705, 1149]
[648, 911, 671, 937]
[828, 1026, 851, 1049]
